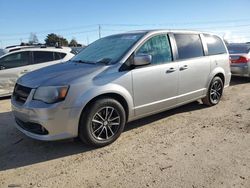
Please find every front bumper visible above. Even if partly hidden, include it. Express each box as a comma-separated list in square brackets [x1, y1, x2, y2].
[230, 63, 250, 77]
[11, 94, 82, 141]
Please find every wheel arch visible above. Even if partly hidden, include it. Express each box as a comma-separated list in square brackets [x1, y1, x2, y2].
[81, 92, 130, 122]
[207, 67, 226, 88]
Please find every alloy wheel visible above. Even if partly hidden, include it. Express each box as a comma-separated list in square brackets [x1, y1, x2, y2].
[91, 106, 121, 141]
[210, 80, 223, 104]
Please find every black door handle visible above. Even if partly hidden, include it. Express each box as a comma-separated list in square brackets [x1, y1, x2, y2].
[166, 67, 176, 73]
[180, 65, 188, 71]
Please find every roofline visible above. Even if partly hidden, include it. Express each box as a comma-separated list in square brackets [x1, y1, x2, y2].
[107, 29, 220, 37]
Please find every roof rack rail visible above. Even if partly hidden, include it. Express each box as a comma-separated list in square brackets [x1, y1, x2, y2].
[6, 43, 68, 50]
[5, 45, 20, 49]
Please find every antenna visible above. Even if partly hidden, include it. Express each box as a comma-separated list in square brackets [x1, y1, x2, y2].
[98, 24, 101, 39]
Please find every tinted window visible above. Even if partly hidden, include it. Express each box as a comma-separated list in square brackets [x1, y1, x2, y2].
[204, 34, 227, 55]
[0, 52, 30, 69]
[33, 51, 54, 64]
[137, 35, 172, 64]
[227, 44, 250, 54]
[54, 52, 66, 60]
[174, 34, 204, 60]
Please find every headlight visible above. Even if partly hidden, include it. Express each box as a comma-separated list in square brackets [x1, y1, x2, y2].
[33, 86, 69, 104]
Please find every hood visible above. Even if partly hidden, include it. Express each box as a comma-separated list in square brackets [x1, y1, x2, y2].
[17, 61, 106, 88]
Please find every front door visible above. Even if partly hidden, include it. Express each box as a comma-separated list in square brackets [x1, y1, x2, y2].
[132, 34, 179, 116]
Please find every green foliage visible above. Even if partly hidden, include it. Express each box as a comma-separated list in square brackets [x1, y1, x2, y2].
[69, 38, 78, 47]
[45, 33, 69, 46]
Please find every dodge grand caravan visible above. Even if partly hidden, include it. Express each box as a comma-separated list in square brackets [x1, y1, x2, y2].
[11, 30, 231, 147]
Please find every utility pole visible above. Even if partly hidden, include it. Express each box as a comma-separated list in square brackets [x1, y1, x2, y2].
[98, 24, 101, 39]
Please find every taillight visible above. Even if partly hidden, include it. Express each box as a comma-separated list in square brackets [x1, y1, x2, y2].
[230, 56, 249, 64]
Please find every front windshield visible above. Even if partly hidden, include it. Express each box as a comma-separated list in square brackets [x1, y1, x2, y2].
[72, 33, 145, 64]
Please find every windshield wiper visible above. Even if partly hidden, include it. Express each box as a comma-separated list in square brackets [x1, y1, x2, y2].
[72, 60, 94, 64]
[95, 58, 112, 65]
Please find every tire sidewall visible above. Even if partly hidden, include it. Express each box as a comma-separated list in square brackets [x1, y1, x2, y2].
[79, 98, 126, 147]
[208, 77, 224, 105]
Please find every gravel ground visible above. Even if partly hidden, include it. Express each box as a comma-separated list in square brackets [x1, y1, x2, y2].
[0, 77, 249, 188]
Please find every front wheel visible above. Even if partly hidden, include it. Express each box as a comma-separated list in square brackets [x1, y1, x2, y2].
[202, 76, 224, 106]
[79, 98, 126, 147]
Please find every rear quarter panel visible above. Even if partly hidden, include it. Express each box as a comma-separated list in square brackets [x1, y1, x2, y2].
[208, 54, 231, 88]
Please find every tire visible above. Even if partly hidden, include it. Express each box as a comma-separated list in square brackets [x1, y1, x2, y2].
[79, 98, 126, 147]
[202, 76, 224, 106]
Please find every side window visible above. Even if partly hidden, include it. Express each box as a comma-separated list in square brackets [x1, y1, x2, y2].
[136, 35, 172, 64]
[174, 34, 204, 60]
[204, 34, 227, 55]
[33, 51, 54, 64]
[0, 52, 30, 69]
[54, 52, 66, 60]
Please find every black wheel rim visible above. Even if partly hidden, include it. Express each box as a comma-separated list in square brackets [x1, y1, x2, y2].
[91, 106, 121, 141]
[210, 80, 223, 104]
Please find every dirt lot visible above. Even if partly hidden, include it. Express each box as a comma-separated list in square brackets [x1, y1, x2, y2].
[0, 77, 249, 188]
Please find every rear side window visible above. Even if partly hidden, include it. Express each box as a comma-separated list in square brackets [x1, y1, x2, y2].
[204, 34, 227, 55]
[0, 52, 30, 69]
[174, 34, 204, 60]
[54, 52, 66, 60]
[33, 51, 54, 64]
[136, 34, 172, 64]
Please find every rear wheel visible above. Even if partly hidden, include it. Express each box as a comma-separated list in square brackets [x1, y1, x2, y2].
[202, 76, 224, 106]
[79, 98, 126, 147]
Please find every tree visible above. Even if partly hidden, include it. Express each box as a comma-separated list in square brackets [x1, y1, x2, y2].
[69, 38, 78, 47]
[45, 33, 68, 46]
[29, 32, 39, 44]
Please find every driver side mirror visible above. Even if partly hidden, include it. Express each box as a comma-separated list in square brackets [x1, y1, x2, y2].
[133, 54, 152, 66]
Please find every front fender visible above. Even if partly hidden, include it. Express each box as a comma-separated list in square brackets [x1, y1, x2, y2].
[72, 83, 135, 121]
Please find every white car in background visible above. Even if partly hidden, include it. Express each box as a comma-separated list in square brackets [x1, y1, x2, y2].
[0, 49, 8, 57]
[0, 47, 75, 97]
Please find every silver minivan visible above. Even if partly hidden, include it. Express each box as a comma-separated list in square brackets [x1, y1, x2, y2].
[11, 30, 231, 147]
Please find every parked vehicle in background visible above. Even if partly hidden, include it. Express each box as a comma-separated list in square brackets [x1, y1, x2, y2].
[0, 47, 74, 97]
[227, 43, 250, 77]
[5, 45, 37, 53]
[0, 49, 7, 57]
[11, 30, 231, 147]
[70, 47, 85, 55]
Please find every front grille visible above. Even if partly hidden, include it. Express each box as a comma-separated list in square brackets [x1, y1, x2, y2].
[13, 84, 32, 104]
[15, 118, 49, 135]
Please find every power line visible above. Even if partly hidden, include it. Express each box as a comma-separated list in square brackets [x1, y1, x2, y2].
[2, 18, 250, 37]
[0, 24, 98, 37]
[2, 19, 250, 44]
